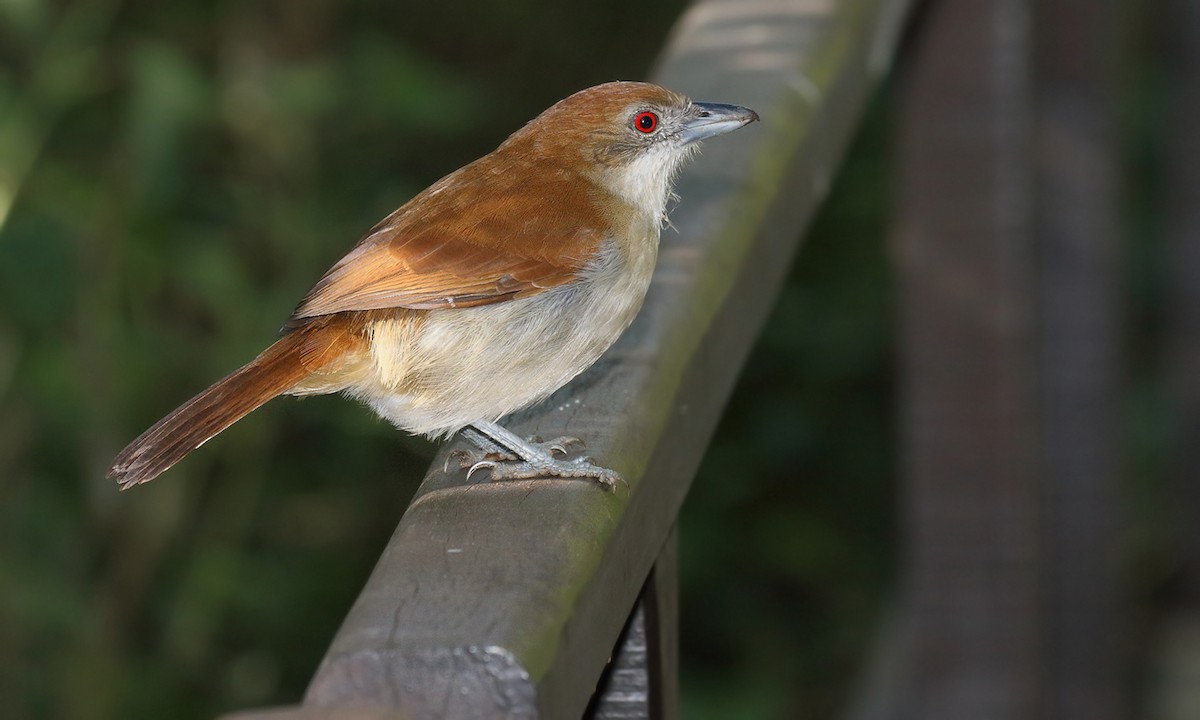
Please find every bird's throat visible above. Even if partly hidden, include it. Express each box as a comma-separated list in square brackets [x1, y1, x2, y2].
[605, 145, 694, 224]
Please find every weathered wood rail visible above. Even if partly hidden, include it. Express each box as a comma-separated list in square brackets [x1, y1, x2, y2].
[223, 0, 915, 717]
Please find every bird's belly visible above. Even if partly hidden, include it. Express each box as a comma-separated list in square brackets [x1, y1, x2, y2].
[354, 262, 652, 437]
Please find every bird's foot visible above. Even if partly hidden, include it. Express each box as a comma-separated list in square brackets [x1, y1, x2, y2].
[445, 435, 586, 471]
[466, 454, 622, 491]
[530, 435, 588, 456]
[451, 421, 621, 490]
[446, 448, 512, 470]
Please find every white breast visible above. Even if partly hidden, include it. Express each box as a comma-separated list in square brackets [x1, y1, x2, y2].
[352, 226, 660, 437]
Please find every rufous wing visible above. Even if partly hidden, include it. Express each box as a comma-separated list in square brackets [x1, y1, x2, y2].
[288, 162, 610, 325]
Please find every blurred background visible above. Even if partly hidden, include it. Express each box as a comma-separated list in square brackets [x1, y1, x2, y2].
[0, 0, 1194, 718]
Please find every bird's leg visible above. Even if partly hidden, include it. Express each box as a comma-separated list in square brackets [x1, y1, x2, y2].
[456, 419, 620, 490]
[445, 426, 584, 469]
[456, 426, 519, 461]
[444, 426, 514, 472]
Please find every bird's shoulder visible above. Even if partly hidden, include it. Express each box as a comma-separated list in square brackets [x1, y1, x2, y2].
[288, 157, 625, 325]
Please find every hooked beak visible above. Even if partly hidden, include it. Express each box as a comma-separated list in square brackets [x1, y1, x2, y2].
[679, 102, 759, 145]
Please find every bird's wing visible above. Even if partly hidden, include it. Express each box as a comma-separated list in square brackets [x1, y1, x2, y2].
[288, 167, 609, 325]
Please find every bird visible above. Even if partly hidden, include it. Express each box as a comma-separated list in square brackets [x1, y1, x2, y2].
[108, 81, 758, 490]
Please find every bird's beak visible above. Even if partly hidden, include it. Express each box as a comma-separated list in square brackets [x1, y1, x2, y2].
[679, 102, 760, 145]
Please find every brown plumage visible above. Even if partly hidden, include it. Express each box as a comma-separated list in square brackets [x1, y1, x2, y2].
[109, 82, 758, 489]
[110, 314, 368, 487]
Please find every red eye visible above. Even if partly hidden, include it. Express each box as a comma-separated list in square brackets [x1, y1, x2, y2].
[633, 111, 658, 134]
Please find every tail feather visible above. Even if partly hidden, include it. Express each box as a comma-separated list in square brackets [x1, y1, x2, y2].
[109, 332, 322, 489]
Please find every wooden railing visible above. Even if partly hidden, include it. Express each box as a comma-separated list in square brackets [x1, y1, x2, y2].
[222, 0, 916, 717]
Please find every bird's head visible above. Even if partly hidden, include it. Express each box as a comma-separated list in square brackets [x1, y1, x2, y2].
[499, 81, 759, 221]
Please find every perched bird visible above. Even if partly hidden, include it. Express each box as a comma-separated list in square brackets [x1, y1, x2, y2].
[108, 81, 758, 490]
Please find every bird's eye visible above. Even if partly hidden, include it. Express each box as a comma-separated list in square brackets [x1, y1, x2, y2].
[633, 111, 659, 134]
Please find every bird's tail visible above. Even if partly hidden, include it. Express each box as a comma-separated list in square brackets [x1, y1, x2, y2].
[108, 320, 350, 489]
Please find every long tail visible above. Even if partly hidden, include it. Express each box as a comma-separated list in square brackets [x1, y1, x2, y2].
[108, 320, 352, 489]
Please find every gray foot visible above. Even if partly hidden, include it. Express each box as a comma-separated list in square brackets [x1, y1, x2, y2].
[448, 423, 620, 490]
[467, 454, 622, 490]
[446, 435, 585, 471]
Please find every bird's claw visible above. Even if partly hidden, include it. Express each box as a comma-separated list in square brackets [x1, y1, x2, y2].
[543, 436, 585, 456]
[519, 434, 585, 456]
[447, 429, 617, 490]
[447, 447, 520, 471]
[448, 435, 586, 471]
[466, 459, 497, 481]
[448, 440, 619, 491]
